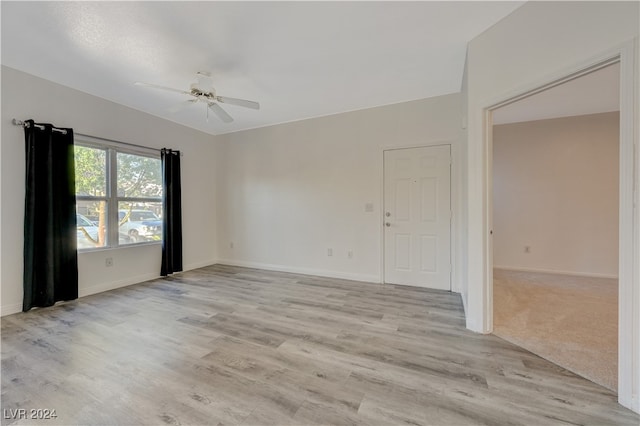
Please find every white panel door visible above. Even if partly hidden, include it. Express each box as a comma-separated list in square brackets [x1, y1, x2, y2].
[384, 145, 451, 289]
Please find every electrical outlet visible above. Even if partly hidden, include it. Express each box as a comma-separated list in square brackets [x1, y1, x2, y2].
[348, 250, 353, 259]
[230, 242, 234, 249]
[105, 257, 113, 267]
[327, 248, 333, 257]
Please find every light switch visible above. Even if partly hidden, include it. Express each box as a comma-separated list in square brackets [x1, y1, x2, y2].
[365, 202, 374, 213]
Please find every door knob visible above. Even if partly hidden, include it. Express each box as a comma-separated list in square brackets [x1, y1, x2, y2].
[385, 222, 391, 227]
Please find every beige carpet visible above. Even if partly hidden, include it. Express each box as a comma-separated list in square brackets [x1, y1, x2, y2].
[493, 268, 618, 391]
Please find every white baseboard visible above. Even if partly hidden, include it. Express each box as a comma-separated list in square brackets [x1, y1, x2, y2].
[79, 258, 219, 297]
[182, 259, 218, 272]
[493, 265, 618, 280]
[461, 292, 468, 316]
[215, 258, 381, 284]
[466, 316, 484, 334]
[0, 303, 23, 317]
[78, 272, 160, 298]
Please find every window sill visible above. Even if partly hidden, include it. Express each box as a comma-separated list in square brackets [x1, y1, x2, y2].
[78, 241, 162, 254]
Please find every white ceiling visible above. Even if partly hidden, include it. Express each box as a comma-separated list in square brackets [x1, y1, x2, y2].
[493, 62, 620, 125]
[1, 1, 524, 136]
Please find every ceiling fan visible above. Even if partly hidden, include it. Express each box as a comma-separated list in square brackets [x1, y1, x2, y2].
[134, 71, 259, 123]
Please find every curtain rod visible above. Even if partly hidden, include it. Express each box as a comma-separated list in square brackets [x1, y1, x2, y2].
[12, 118, 68, 134]
[12, 119, 182, 156]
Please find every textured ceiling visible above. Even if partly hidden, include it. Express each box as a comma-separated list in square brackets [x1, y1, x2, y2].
[2, 1, 524, 135]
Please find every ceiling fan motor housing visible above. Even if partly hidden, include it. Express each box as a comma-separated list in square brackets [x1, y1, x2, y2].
[190, 83, 215, 100]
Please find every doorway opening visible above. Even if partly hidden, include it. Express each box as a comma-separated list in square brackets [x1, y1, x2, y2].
[490, 62, 620, 391]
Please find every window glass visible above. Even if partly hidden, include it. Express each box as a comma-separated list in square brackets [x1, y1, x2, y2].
[74, 146, 106, 196]
[117, 152, 162, 198]
[118, 201, 163, 245]
[74, 143, 162, 250]
[76, 202, 107, 249]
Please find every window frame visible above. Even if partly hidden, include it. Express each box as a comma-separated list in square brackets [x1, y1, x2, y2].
[75, 138, 162, 251]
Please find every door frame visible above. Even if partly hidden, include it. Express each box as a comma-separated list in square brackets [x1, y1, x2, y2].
[380, 141, 459, 293]
[480, 41, 638, 410]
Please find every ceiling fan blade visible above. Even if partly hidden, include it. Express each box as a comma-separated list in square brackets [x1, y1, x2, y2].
[208, 102, 234, 123]
[134, 82, 191, 96]
[167, 99, 197, 113]
[216, 96, 260, 110]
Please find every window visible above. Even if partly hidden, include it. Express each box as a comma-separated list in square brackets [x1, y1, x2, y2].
[74, 142, 162, 250]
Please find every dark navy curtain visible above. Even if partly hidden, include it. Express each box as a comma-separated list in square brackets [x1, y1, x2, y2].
[160, 148, 183, 276]
[23, 120, 78, 312]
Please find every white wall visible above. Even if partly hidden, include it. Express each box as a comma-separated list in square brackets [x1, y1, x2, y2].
[493, 112, 619, 278]
[215, 94, 464, 286]
[1, 66, 219, 315]
[465, 0, 637, 329]
[464, 0, 639, 412]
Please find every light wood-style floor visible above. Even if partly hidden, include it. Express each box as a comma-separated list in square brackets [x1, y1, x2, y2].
[2, 265, 638, 425]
